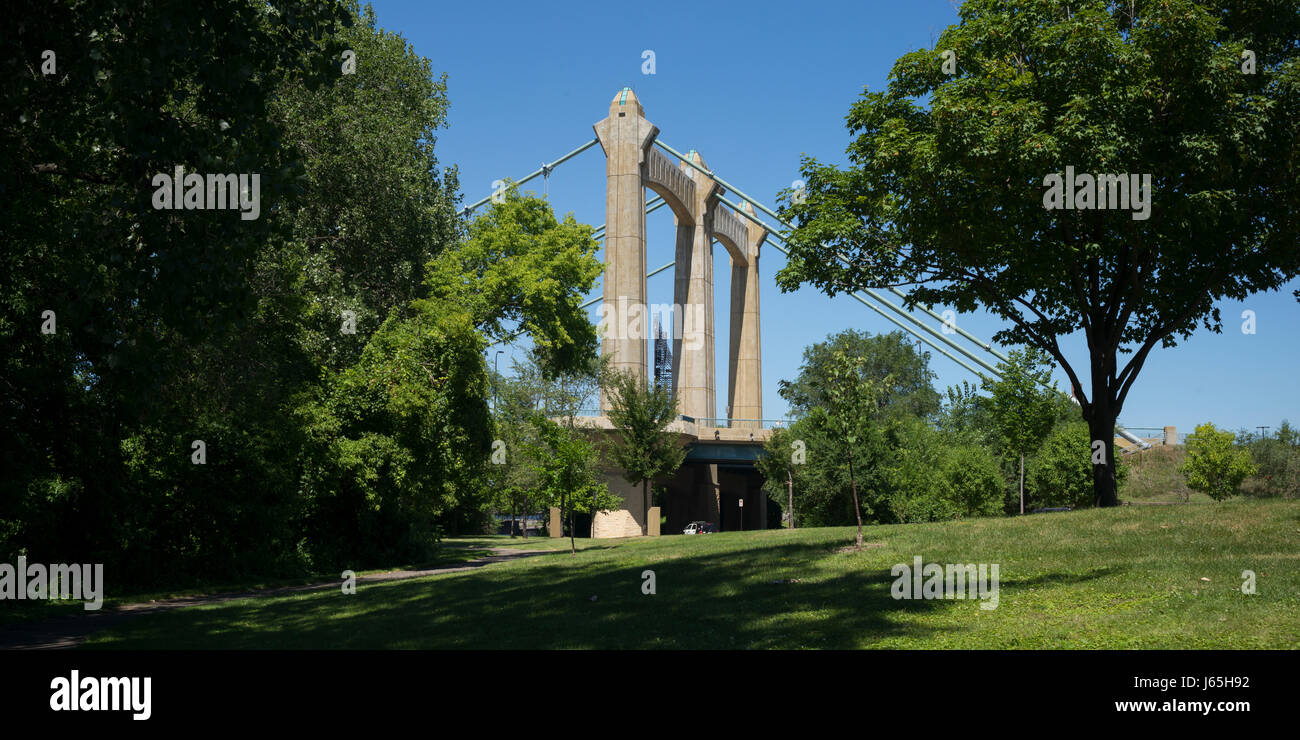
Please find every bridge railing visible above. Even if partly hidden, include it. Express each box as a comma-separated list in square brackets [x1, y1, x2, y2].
[571, 410, 793, 431]
[693, 418, 792, 430]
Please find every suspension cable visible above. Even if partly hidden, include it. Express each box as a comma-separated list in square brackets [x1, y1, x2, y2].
[656, 139, 1010, 364]
[460, 138, 600, 217]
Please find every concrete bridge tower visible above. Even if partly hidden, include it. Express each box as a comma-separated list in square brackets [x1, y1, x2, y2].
[592, 88, 764, 424]
[583, 89, 771, 537]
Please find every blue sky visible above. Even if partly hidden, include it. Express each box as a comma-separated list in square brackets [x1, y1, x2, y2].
[368, 0, 1299, 437]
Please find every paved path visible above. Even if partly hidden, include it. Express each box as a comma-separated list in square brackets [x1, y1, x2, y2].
[0, 546, 551, 650]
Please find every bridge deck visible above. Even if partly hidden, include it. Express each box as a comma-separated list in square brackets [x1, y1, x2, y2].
[566, 415, 776, 444]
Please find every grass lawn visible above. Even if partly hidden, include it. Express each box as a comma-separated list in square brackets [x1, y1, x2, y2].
[81, 498, 1300, 649]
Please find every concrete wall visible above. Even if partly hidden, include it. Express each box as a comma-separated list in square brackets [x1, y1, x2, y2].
[592, 508, 644, 539]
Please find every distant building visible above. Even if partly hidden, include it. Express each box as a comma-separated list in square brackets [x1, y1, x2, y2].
[653, 313, 672, 392]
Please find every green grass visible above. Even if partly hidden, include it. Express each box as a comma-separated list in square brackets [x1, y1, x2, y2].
[78, 498, 1300, 649]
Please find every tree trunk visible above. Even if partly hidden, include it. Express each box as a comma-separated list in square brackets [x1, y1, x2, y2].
[566, 492, 575, 555]
[847, 450, 864, 549]
[787, 469, 795, 529]
[1086, 392, 1121, 507]
[521, 495, 529, 538]
[642, 479, 649, 536]
[1019, 452, 1025, 515]
[511, 498, 518, 538]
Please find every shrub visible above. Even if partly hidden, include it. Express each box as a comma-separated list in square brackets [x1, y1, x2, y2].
[884, 419, 1003, 522]
[1243, 438, 1300, 498]
[938, 442, 1005, 517]
[1181, 423, 1257, 501]
[1028, 421, 1129, 509]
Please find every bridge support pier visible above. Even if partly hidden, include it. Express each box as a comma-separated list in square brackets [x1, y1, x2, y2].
[728, 202, 765, 427]
[673, 150, 719, 423]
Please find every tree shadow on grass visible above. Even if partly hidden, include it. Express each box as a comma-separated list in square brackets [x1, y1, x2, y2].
[82, 540, 1126, 650]
[1001, 566, 1120, 589]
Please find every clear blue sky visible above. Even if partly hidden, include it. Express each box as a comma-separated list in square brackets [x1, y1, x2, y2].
[369, 0, 1299, 437]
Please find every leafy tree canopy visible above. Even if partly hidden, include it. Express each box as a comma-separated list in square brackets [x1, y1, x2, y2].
[777, 0, 1300, 506]
[778, 329, 940, 421]
[424, 187, 603, 376]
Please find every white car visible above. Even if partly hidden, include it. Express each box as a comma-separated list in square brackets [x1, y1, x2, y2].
[682, 521, 717, 535]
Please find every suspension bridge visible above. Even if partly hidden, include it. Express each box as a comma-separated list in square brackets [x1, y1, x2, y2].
[474, 88, 1163, 537]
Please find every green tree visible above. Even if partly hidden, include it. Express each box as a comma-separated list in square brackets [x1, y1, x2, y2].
[529, 416, 614, 555]
[985, 349, 1063, 513]
[542, 351, 613, 537]
[270, 2, 461, 373]
[1, 0, 352, 585]
[756, 428, 802, 528]
[936, 381, 996, 444]
[0, 1, 607, 584]
[777, 0, 1300, 509]
[1181, 423, 1258, 501]
[300, 300, 490, 564]
[486, 349, 607, 537]
[487, 361, 546, 537]
[885, 417, 1005, 522]
[603, 370, 687, 535]
[766, 409, 878, 528]
[401, 190, 601, 532]
[823, 351, 890, 548]
[779, 330, 939, 420]
[936, 440, 1006, 519]
[425, 186, 603, 375]
[1246, 420, 1300, 498]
